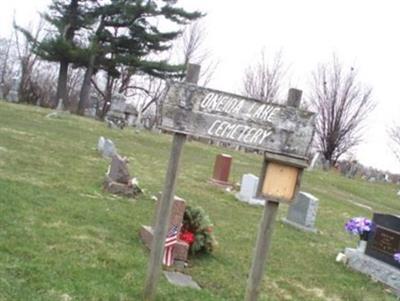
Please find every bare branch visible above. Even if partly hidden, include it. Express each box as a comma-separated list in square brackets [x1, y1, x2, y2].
[242, 50, 286, 103]
[309, 55, 375, 166]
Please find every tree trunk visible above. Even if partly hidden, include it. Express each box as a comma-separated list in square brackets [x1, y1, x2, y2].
[99, 90, 112, 120]
[77, 54, 95, 115]
[56, 60, 69, 110]
[98, 74, 113, 119]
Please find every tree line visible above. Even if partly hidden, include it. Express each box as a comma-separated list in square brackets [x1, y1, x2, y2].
[0, 0, 389, 169]
[12, 0, 203, 118]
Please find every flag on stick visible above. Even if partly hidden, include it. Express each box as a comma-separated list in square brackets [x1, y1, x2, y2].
[163, 225, 179, 266]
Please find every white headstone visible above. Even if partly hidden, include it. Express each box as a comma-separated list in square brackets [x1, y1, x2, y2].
[56, 98, 64, 111]
[308, 153, 320, 170]
[98, 137, 117, 158]
[397, 190, 400, 197]
[283, 191, 319, 232]
[97, 136, 105, 153]
[235, 174, 264, 206]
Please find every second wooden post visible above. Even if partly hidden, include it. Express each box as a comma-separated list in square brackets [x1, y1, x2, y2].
[244, 88, 303, 301]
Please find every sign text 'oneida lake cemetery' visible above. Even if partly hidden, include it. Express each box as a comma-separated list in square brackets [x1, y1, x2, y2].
[158, 81, 315, 159]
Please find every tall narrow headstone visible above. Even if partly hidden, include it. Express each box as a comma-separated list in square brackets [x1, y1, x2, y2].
[282, 191, 319, 233]
[140, 196, 189, 263]
[210, 154, 232, 187]
[307, 153, 320, 170]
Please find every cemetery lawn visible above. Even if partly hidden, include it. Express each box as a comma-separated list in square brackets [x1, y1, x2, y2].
[1, 101, 400, 301]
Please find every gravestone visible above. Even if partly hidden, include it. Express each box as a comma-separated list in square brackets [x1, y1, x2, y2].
[56, 98, 64, 111]
[97, 137, 118, 158]
[209, 154, 232, 187]
[345, 213, 400, 296]
[7, 77, 19, 102]
[163, 271, 200, 290]
[365, 213, 400, 268]
[307, 153, 320, 170]
[103, 154, 141, 197]
[282, 191, 318, 233]
[235, 174, 264, 206]
[108, 155, 131, 184]
[140, 196, 189, 263]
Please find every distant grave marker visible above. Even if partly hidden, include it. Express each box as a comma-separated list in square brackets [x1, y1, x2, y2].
[236, 174, 263, 206]
[210, 154, 233, 187]
[283, 191, 319, 233]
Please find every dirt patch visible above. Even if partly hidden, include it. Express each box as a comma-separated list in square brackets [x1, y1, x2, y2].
[292, 282, 342, 301]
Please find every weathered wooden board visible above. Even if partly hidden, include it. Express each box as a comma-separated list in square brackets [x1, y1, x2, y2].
[158, 81, 315, 159]
[262, 162, 299, 202]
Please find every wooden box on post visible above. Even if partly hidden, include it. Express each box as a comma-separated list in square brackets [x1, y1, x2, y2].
[261, 152, 308, 203]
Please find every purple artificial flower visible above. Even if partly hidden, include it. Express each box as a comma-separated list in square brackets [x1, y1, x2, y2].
[394, 253, 400, 263]
[344, 217, 373, 236]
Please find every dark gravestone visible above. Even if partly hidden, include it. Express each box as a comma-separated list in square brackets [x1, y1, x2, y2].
[365, 213, 400, 268]
[209, 154, 233, 187]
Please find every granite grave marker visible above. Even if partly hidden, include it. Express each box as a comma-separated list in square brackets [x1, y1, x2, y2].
[210, 154, 232, 187]
[282, 191, 319, 233]
[365, 213, 400, 268]
[235, 174, 264, 206]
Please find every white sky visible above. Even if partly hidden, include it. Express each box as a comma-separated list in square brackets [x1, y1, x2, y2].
[2, 0, 400, 173]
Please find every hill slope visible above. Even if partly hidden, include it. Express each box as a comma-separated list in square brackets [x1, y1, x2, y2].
[0, 102, 399, 300]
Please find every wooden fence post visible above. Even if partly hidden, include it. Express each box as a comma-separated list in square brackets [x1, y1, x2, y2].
[143, 64, 201, 301]
[244, 88, 303, 301]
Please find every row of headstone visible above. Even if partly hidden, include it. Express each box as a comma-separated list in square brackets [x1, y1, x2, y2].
[233, 172, 319, 232]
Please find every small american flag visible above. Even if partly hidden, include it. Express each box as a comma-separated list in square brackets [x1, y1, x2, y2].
[163, 225, 179, 266]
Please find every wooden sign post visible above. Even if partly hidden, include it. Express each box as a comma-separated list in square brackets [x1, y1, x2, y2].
[143, 63, 315, 300]
[143, 64, 200, 301]
[245, 89, 306, 301]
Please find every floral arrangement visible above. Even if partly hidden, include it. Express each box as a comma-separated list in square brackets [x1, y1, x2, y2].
[394, 253, 400, 263]
[344, 217, 373, 240]
[180, 205, 217, 255]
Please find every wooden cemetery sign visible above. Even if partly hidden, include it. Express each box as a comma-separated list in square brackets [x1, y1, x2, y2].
[158, 81, 315, 160]
[143, 64, 316, 301]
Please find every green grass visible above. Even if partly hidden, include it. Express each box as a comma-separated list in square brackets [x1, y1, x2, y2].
[0, 101, 399, 300]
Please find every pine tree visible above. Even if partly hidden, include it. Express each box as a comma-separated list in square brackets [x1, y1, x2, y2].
[17, 0, 97, 109]
[76, 0, 202, 116]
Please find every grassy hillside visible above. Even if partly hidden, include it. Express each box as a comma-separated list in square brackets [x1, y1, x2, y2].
[0, 101, 399, 301]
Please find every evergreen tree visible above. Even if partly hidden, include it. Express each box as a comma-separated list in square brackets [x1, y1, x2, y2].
[17, 0, 97, 109]
[76, 0, 202, 116]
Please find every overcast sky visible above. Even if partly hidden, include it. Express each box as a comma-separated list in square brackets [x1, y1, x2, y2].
[2, 0, 400, 173]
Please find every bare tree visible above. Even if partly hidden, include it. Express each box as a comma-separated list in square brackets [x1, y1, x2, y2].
[310, 56, 375, 167]
[388, 125, 400, 163]
[14, 19, 47, 104]
[177, 21, 218, 86]
[135, 21, 218, 125]
[242, 50, 285, 103]
[0, 36, 18, 99]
